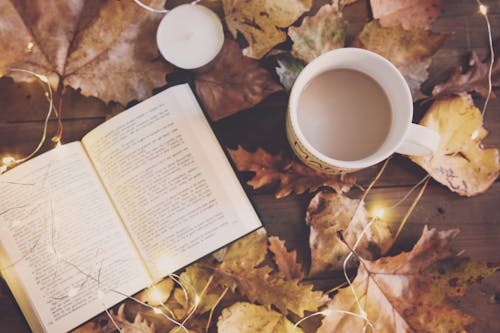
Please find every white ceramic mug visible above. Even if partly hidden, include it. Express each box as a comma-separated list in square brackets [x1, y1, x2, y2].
[286, 48, 440, 174]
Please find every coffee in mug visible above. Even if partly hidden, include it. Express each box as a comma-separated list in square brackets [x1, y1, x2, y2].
[287, 48, 440, 174]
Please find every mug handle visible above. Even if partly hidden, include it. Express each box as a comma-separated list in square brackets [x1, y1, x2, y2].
[395, 123, 440, 156]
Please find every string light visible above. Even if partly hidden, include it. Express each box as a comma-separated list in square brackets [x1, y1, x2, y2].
[0, 68, 56, 175]
[153, 307, 163, 314]
[476, 0, 494, 116]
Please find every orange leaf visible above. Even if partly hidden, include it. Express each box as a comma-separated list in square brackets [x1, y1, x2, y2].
[0, 0, 173, 104]
[268, 236, 305, 281]
[317, 226, 499, 333]
[228, 146, 356, 198]
[410, 95, 500, 196]
[194, 39, 282, 122]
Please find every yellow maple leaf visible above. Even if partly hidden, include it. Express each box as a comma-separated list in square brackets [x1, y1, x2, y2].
[223, 0, 312, 59]
[411, 95, 500, 196]
[218, 302, 304, 333]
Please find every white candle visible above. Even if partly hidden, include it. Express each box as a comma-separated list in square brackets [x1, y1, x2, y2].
[156, 4, 224, 69]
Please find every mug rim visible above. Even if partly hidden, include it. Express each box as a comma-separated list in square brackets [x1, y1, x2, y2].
[288, 47, 413, 169]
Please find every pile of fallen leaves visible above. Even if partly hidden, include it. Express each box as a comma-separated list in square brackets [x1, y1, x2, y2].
[1, 0, 499, 332]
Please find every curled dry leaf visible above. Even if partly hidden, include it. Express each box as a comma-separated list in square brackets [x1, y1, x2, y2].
[268, 236, 305, 281]
[276, 56, 306, 90]
[194, 39, 282, 122]
[355, 20, 445, 99]
[223, 0, 312, 59]
[217, 302, 304, 333]
[306, 191, 395, 275]
[432, 51, 500, 99]
[0, 0, 173, 104]
[228, 146, 356, 198]
[317, 226, 499, 333]
[410, 95, 500, 196]
[371, 0, 444, 30]
[288, 3, 347, 63]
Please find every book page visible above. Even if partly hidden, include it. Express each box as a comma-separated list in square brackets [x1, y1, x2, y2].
[82, 84, 262, 279]
[0, 142, 150, 333]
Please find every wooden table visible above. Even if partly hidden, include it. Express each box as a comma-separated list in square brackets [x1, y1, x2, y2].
[1, 1, 499, 332]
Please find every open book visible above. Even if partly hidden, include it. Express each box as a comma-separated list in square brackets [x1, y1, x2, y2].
[0, 84, 262, 333]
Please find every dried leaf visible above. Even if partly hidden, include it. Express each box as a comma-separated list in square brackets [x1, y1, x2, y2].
[223, 0, 312, 59]
[137, 278, 174, 306]
[410, 95, 500, 196]
[194, 39, 282, 121]
[306, 191, 395, 275]
[268, 236, 305, 280]
[218, 302, 304, 333]
[0, 0, 173, 104]
[113, 304, 156, 333]
[216, 229, 327, 316]
[288, 3, 347, 63]
[317, 226, 499, 333]
[276, 56, 305, 90]
[220, 228, 268, 270]
[355, 20, 445, 98]
[371, 0, 444, 30]
[228, 146, 356, 198]
[218, 265, 328, 316]
[432, 51, 500, 99]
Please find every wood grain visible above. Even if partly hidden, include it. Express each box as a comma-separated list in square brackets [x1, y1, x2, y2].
[0, 0, 499, 332]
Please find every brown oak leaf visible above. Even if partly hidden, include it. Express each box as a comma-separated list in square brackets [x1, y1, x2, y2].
[370, 0, 444, 30]
[268, 236, 305, 281]
[432, 51, 500, 99]
[317, 226, 499, 333]
[194, 39, 282, 121]
[410, 95, 500, 196]
[0, 0, 173, 105]
[355, 20, 445, 99]
[218, 302, 304, 333]
[306, 191, 395, 275]
[223, 0, 312, 59]
[288, 3, 347, 63]
[228, 146, 356, 198]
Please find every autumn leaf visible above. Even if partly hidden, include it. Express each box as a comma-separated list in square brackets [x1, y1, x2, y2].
[317, 226, 499, 333]
[410, 95, 500, 196]
[268, 236, 305, 280]
[194, 39, 282, 121]
[217, 302, 304, 333]
[306, 191, 395, 275]
[276, 56, 306, 90]
[370, 0, 444, 30]
[228, 146, 356, 198]
[216, 229, 328, 316]
[137, 278, 174, 306]
[355, 20, 445, 98]
[223, 0, 312, 59]
[288, 3, 347, 63]
[0, 0, 173, 105]
[432, 50, 500, 99]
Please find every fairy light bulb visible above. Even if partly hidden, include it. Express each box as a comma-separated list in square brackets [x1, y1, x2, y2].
[153, 307, 163, 314]
[371, 206, 385, 220]
[479, 4, 488, 15]
[2, 156, 15, 166]
[471, 129, 480, 140]
[147, 286, 165, 305]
